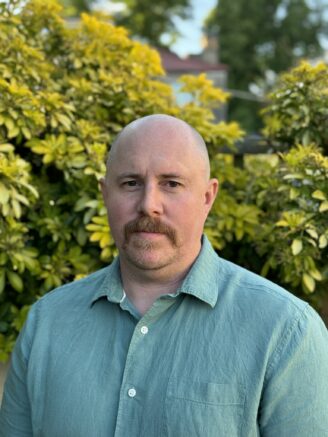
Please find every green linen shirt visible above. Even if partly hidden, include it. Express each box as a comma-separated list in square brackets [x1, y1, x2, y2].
[1, 236, 328, 436]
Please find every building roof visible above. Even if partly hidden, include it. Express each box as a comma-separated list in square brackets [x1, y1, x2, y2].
[157, 48, 227, 73]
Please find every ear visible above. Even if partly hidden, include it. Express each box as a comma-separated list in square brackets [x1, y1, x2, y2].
[99, 177, 108, 207]
[204, 178, 219, 214]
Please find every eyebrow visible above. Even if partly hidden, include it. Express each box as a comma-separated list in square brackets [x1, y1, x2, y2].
[160, 173, 186, 180]
[117, 173, 141, 180]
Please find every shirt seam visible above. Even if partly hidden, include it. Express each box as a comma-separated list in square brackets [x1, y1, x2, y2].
[218, 270, 307, 312]
[265, 303, 310, 381]
[167, 395, 244, 406]
[22, 298, 41, 365]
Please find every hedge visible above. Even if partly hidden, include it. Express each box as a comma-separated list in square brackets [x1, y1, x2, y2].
[0, 0, 327, 360]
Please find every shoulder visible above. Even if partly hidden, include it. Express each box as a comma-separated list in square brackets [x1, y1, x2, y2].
[213, 256, 328, 368]
[198, 237, 308, 318]
[28, 266, 111, 322]
[215, 255, 308, 315]
[15, 266, 113, 356]
[210, 255, 325, 347]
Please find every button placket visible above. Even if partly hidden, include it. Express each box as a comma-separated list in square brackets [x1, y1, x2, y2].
[114, 298, 178, 436]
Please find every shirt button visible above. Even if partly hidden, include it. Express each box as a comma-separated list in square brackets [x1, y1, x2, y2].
[140, 326, 148, 335]
[128, 388, 136, 398]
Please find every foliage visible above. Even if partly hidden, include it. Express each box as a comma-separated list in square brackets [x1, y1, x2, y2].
[204, 146, 328, 311]
[262, 61, 328, 153]
[0, 0, 241, 360]
[113, 0, 192, 46]
[1, 1, 327, 363]
[205, 154, 262, 250]
[59, 0, 193, 46]
[205, 0, 327, 131]
[205, 62, 328, 311]
[249, 145, 328, 299]
[60, 0, 91, 16]
[258, 60, 328, 301]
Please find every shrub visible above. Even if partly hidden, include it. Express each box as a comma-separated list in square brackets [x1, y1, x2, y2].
[255, 61, 328, 305]
[262, 61, 328, 153]
[0, 0, 242, 360]
[1, 1, 327, 361]
[205, 148, 328, 312]
[205, 61, 328, 310]
[249, 145, 328, 303]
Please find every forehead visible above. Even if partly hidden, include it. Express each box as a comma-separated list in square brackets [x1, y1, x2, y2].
[109, 122, 203, 175]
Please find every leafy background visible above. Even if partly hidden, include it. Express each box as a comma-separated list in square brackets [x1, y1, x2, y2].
[0, 0, 327, 360]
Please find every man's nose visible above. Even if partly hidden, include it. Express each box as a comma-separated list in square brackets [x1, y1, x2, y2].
[137, 184, 163, 216]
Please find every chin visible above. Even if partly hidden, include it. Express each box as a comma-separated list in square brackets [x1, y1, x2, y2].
[125, 248, 177, 271]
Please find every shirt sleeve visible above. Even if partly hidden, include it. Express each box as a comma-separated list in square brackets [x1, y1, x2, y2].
[0, 304, 38, 436]
[258, 304, 328, 436]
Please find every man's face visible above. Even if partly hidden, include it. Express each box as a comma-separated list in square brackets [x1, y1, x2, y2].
[101, 120, 218, 275]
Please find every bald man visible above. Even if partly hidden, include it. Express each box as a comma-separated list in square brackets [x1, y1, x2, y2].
[1, 115, 328, 436]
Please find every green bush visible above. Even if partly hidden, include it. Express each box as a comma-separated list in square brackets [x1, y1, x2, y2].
[247, 146, 327, 300]
[262, 61, 328, 153]
[1, 0, 327, 361]
[205, 62, 328, 311]
[0, 0, 242, 360]
[254, 62, 328, 304]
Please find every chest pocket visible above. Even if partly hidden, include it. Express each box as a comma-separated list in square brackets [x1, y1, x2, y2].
[163, 378, 245, 437]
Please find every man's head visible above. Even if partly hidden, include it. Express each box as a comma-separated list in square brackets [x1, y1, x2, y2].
[100, 114, 218, 277]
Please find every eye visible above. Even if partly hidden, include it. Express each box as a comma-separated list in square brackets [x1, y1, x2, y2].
[165, 180, 182, 188]
[121, 180, 140, 189]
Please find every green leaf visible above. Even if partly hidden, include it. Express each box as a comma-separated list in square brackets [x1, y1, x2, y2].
[7, 271, 23, 293]
[7, 126, 20, 138]
[289, 187, 299, 200]
[0, 182, 10, 204]
[260, 259, 271, 277]
[0, 269, 5, 294]
[0, 144, 14, 153]
[4, 118, 14, 131]
[291, 239, 303, 255]
[318, 235, 327, 249]
[309, 269, 322, 281]
[0, 253, 7, 266]
[319, 201, 328, 212]
[302, 130, 310, 146]
[312, 190, 326, 200]
[305, 228, 318, 240]
[275, 220, 289, 227]
[283, 173, 303, 180]
[21, 127, 31, 139]
[302, 273, 315, 293]
[235, 228, 244, 241]
[12, 198, 22, 218]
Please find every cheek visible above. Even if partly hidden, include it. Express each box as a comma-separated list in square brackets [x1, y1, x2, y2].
[172, 199, 207, 232]
[106, 197, 136, 230]
[106, 200, 123, 228]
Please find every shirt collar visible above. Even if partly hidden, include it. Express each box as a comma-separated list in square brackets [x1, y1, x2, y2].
[91, 257, 125, 305]
[91, 235, 220, 308]
[177, 235, 219, 307]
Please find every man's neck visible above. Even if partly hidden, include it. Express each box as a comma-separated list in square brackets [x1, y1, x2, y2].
[119, 262, 191, 316]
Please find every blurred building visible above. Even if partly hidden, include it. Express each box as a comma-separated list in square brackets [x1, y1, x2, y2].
[157, 34, 228, 120]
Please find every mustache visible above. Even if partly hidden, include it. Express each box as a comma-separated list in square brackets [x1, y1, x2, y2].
[124, 216, 177, 245]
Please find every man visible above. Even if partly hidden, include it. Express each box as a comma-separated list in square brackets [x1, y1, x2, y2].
[1, 114, 328, 436]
